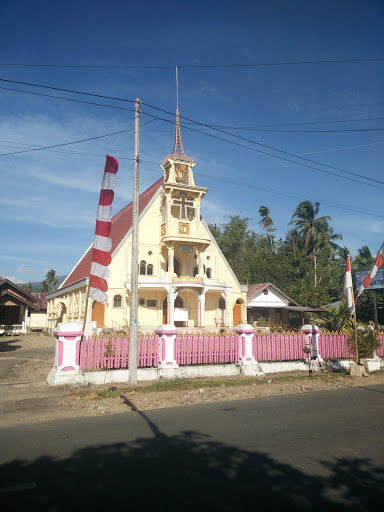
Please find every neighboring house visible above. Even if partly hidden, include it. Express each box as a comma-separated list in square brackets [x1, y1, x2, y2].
[46, 103, 247, 331]
[29, 293, 47, 330]
[0, 277, 38, 334]
[247, 282, 325, 327]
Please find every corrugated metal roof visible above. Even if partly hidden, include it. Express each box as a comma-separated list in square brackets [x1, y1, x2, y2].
[32, 292, 47, 310]
[61, 177, 164, 288]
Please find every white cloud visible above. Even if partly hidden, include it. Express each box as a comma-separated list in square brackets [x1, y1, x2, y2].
[3, 275, 26, 284]
[16, 264, 33, 273]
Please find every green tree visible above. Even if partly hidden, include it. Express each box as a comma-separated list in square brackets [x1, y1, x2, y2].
[353, 245, 373, 271]
[20, 282, 32, 292]
[208, 215, 260, 284]
[257, 205, 275, 251]
[289, 201, 331, 286]
[40, 269, 58, 293]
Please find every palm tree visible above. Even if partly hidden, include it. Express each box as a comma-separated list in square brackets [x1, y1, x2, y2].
[41, 269, 58, 293]
[257, 205, 275, 251]
[354, 245, 373, 271]
[316, 226, 342, 258]
[289, 201, 331, 286]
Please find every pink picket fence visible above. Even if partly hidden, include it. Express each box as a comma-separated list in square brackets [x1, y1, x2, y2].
[176, 335, 238, 365]
[78, 333, 384, 371]
[318, 333, 384, 359]
[79, 336, 158, 370]
[253, 333, 307, 362]
[376, 335, 384, 356]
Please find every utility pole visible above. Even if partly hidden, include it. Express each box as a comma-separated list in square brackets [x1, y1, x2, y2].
[128, 98, 140, 385]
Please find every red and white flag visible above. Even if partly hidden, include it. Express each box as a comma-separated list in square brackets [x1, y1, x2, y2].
[344, 255, 354, 316]
[89, 155, 118, 304]
[356, 241, 384, 300]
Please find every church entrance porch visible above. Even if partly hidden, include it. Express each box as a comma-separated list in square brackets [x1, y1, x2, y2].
[163, 295, 188, 327]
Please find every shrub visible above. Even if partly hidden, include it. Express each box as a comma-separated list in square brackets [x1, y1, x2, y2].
[347, 325, 381, 359]
[256, 316, 268, 327]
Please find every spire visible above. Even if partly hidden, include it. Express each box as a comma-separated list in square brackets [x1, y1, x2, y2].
[171, 67, 185, 156]
[165, 67, 192, 163]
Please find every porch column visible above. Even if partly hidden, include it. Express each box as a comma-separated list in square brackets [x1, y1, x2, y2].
[225, 290, 230, 327]
[168, 245, 174, 278]
[198, 250, 204, 276]
[199, 291, 206, 328]
[22, 307, 29, 333]
[167, 288, 175, 325]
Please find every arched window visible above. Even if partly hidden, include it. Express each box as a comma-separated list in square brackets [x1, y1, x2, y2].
[206, 268, 212, 278]
[193, 266, 198, 277]
[140, 260, 146, 275]
[218, 297, 225, 310]
[113, 294, 122, 308]
[147, 264, 153, 276]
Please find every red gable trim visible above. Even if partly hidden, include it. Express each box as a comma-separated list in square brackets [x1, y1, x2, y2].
[61, 177, 164, 288]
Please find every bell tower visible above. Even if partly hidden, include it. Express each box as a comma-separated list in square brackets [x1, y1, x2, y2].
[160, 69, 209, 245]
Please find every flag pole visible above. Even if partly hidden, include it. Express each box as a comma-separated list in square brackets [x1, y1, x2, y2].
[349, 254, 359, 363]
[82, 155, 108, 335]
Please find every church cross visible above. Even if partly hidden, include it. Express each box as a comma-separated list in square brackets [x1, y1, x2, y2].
[172, 193, 195, 220]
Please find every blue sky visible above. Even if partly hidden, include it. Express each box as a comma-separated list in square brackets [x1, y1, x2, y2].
[0, 0, 383, 284]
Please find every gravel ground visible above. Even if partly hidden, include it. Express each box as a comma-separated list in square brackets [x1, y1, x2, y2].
[1, 332, 384, 427]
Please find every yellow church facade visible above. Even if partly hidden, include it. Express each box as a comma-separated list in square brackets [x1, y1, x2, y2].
[46, 103, 247, 331]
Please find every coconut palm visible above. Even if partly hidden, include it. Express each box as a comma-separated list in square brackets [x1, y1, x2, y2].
[289, 201, 331, 285]
[257, 205, 275, 251]
[354, 245, 373, 271]
[316, 225, 342, 258]
[40, 269, 58, 293]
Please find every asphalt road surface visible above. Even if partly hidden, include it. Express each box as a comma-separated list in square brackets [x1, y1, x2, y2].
[1, 384, 383, 511]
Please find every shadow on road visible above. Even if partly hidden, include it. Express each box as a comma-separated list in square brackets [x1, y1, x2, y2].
[1, 427, 383, 510]
[0, 337, 21, 353]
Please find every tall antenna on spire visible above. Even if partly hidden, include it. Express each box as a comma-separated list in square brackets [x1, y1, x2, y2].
[171, 65, 186, 157]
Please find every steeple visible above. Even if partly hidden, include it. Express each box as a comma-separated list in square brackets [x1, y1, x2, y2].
[170, 67, 191, 160]
[162, 68, 193, 176]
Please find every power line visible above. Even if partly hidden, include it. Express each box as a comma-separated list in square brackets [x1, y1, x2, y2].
[2, 77, 383, 130]
[0, 85, 135, 113]
[193, 171, 384, 219]
[299, 140, 384, 155]
[183, 116, 384, 128]
[0, 57, 383, 68]
[0, 77, 135, 103]
[140, 110, 384, 190]
[140, 103, 384, 187]
[1, 78, 383, 188]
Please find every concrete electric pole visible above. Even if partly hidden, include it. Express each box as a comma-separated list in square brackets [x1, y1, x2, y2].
[128, 98, 140, 385]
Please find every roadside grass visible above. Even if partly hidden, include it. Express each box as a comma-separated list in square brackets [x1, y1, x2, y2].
[66, 371, 349, 401]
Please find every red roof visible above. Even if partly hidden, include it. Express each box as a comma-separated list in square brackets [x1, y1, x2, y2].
[61, 177, 164, 288]
[247, 283, 300, 306]
[32, 292, 47, 310]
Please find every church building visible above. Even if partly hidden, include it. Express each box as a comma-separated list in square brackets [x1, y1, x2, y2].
[46, 99, 247, 331]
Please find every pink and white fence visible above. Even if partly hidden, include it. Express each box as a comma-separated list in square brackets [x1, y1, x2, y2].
[253, 333, 307, 362]
[78, 333, 384, 371]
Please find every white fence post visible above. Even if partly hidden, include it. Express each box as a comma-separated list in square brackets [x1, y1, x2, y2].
[301, 324, 322, 361]
[235, 323, 264, 376]
[154, 324, 182, 380]
[47, 322, 86, 386]
[155, 324, 179, 368]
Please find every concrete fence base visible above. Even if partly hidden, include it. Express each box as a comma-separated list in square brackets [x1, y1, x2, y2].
[47, 358, 375, 387]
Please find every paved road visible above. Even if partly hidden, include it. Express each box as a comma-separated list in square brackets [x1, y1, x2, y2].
[1, 385, 383, 510]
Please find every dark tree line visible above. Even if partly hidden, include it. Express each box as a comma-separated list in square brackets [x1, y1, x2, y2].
[209, 201, 383, 324]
